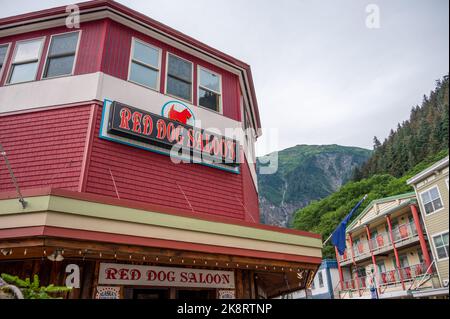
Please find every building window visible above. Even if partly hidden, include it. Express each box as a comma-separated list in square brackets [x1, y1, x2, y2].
[129, 38, 160, 90]
[399, 254, 409, 268]
[43, 32, 79, 79]
[0, 44, 9, 75]
[420, 186, 444, 215]
[433, 232, 449, 260]
[418, 250, 424, 264]
[377, 261, 386, 273]
[166, 53, 192, 102]
[356, 267, 366, 278]
[7, 38, 44, 84]
[198, 67, 221, 112]
[318, 271, 324, 288]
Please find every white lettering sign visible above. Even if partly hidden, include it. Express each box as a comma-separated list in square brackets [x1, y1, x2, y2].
[98, 263, 235, 289]
[65, 264, 80, 288]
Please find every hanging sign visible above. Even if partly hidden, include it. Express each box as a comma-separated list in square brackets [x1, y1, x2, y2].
[107, 101, 239, 166]
[98, 263, 235, 289]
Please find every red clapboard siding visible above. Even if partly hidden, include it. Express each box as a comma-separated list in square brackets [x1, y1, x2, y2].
[241, 155, 260, 223]
[84, 106, 246, 220]
[74, 20, 107, 75]
[101, 20, 241, 122]
[0, 21, 105, 86]
[0, 106, 91, 192]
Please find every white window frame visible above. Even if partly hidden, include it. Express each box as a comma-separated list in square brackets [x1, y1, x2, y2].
[432, 230, 449, 261]
[127, 37, 162, 92]
[197, 65, 223, 114]
[419, 185, 445, 216]
[0, 42, 11, 83]
[6, 36, 45, 85]
[165, 52, 193, 103]
[40, 30, 82, 80]
[317, 271, 324, 288]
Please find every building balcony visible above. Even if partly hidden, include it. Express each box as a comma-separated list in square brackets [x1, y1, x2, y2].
[339, 221, 421, 266]
[336, 262, 438, 299]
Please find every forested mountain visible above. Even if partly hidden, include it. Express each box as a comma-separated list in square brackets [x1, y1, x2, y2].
[257, 145, 371, 227]
[292, 75, 450, 259]
[353, 75, 449, 180]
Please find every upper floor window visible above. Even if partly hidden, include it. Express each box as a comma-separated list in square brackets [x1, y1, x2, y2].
[7, 38, 44, 84]
[0, 44, 9, 75]
[377, 261, 386, 273]
[420, 186, 443, 215]
[166, 53, 192, 102]
[198, 67, 222, 112]
[318, 271, 324, 288]
[129, 38, 160, 90]
[43, 32, 79, 79]
[399, 254, 409, 268]
[433, 232, 449, 260]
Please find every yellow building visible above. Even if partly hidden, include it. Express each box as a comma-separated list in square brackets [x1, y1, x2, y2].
[407, 156, 449, 293]
[334, 192, 448, 299]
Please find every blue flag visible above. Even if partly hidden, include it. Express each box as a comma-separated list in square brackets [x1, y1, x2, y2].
[331, 195, 367, 255]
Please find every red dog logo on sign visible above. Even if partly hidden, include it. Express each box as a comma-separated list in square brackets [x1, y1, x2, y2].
[168, 105, 192, 124]
[162, 101, 195, 126]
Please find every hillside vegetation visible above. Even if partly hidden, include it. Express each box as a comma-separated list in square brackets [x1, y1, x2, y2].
[353, 75, 449, 180]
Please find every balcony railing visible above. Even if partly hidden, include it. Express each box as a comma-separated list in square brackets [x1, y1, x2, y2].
[338, 221, 421, 264]
[337, 262, 434, 295]
[378, 262, 432, 286]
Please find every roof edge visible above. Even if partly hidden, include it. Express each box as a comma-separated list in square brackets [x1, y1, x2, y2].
[346, 192, 416, 231]
[407, 156, 449, 185]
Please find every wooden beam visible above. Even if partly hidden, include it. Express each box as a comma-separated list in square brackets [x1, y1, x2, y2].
[41, 238, 317, 271]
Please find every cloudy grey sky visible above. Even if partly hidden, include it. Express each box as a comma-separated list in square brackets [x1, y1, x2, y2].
[1, 0, 448, 156]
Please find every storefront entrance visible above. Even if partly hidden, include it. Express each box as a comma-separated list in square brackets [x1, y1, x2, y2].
[177, 289, 216, 300]
[131, 288, 216, 299]
[133, 288, 169, 299]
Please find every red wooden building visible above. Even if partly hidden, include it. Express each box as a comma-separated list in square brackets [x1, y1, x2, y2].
[0, 0, 322, 299]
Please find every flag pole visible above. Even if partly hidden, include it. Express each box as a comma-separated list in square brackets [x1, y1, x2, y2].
[322, 194, 368, 246]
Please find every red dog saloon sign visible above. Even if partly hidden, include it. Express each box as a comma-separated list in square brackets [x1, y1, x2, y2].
[98, 263, 235, 289]
[107, 101, 239, 166]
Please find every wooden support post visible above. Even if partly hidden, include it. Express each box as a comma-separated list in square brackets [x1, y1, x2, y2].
[410, 204, 432, 273]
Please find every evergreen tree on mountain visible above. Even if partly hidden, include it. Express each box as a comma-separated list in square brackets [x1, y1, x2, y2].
[354, 75, 449, 180]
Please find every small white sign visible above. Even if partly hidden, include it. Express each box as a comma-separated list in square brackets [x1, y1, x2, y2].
[98, 263, 235, 289]
[218, 290, 235, 299]
[96, 286, 121, 299]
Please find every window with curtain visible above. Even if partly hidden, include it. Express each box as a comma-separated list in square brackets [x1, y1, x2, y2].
[198, 67, 221, 112]
[43, 32, 79, 78]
